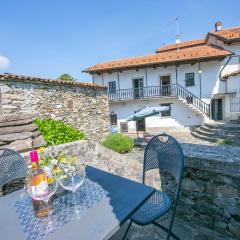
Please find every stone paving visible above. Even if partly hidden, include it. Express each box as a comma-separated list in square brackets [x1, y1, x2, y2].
[110, 218, 228, 240]
[125, 129, 216, 146]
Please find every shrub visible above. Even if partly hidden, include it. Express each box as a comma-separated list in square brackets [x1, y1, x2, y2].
[217, 138, 232, 145]
[34, 118, 86, 146]
[102, 133, 134, 153]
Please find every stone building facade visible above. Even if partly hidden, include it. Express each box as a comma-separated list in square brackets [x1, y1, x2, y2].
[0, 73, 110, 142]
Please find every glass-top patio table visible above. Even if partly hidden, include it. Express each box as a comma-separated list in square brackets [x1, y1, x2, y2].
[0, 165, 154, 240]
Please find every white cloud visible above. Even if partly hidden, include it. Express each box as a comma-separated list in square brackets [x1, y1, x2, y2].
[0, 56, 10, 69]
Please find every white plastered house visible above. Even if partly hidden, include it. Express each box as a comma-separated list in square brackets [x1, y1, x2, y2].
[84, 22, 240, 134]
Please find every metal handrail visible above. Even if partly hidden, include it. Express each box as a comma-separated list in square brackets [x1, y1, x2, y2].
[176, 83, 210, 116]
[108, 85, 176, 101]
[108, 83, 210, 116]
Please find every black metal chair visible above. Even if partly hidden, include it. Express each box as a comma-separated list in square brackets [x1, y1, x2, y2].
[0, 148, 27, 196]
[123, 133, 184, 240]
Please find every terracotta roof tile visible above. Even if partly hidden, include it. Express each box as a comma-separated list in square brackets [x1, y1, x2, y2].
[156, 39, 205, 53]
[84, 25, 239, 74]
[84, 45, 232, 73]
[0, 73, 106, 89]
[210, 26, 240, 42]
[222, 69, 240, 79]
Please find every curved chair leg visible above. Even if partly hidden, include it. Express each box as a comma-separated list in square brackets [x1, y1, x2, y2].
[122, 220, 133, 240]
[167, 203, 179, 240]
[152, 221, 180, 240]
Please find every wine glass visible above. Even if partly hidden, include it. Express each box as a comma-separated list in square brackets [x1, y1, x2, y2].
[58, 163, 85, 193]
[58, 162, 85, 218]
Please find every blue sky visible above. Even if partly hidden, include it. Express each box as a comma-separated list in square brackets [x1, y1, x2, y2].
[0, 0, 239, 82]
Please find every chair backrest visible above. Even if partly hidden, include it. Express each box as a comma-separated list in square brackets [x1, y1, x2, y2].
[143, 133, 184, 199]
[0, 148, 27, 189]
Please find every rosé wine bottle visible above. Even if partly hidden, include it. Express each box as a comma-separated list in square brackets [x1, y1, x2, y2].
[28, 150, 51, 218]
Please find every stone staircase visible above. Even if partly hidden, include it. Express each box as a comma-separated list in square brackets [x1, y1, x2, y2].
[176, 83, 210, 118]
[191, 121, 240, 146]
[178, 98, 207, 116]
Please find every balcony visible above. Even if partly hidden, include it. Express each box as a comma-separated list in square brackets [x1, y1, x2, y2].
[108, 83, 210, 116]
[108, 84, 177, 101]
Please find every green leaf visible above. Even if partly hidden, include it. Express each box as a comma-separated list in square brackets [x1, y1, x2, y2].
[34, 118, 86, 146]
[101, 133, 134, 153]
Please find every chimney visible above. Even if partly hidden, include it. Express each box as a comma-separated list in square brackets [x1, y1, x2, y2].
[215, 21, 222, 31]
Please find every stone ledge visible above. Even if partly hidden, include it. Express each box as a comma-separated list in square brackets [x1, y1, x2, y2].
[182, 143, 240, 177]
[0, 123, 37, 135]
[0, 113, 36, 123]
[0, 118, 34, 127]
[37, 140, 240, 180]
[0, 113, 46, 152]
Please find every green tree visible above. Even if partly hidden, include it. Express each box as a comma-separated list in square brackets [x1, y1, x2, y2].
[57, 73, 75, 81]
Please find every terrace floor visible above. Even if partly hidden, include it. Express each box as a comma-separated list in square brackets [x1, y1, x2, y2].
[110, 217, 227, 240]
[124, 130, 215, 146]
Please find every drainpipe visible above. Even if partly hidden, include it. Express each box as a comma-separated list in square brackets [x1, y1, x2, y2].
[145, 66, 148, 87]
[175, 65, 178, 84]
[92, 74, 96, 97]
[117, 71, 120, 90]
[175, 65, 178, 96]
[145, 66, 148, 97]
[219, 56, 232, 93]
[198, 62, 202, 99]
[101, 73, 104, 86]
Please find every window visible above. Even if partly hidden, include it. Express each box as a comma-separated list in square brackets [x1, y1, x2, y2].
[110, 114, 117, 125]
[67, 99, 73, 108]
[120, 122, 128, 133]
[185, 73, 195, 86]
[160, 103, 171, 117]
[133, 78, 144, 98]
[108, 81, 116, 93]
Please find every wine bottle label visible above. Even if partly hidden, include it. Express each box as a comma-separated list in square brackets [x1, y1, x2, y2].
[31, 181, 49, 197]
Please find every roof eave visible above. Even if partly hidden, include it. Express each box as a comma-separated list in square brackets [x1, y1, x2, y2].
[206, 32, 240, 44]
[0, 75, 107, 90]
[84, 54, 232, 74]
[155, 42, 205, 53]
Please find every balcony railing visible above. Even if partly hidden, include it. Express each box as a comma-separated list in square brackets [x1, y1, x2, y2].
[108, 85, 177, 101]
[108, 84, 210, 116]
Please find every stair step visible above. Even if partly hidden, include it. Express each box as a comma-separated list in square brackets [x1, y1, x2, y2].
[181, 103, 206, 115]
[191, 132, 219, 142]
[195, 128, 239, 138]
[192, 121, 240, 145]
[192, 131, 240, 145]
[200, 126, 240, 135]
[205, 123, 240, 131]
[230, 120, 240, 124]
[179, 101, 208, 115]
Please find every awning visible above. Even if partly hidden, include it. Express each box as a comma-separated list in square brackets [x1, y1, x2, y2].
[126, 106, 170, 121]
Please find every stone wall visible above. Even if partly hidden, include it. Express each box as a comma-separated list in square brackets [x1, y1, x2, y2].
[0, 78, 110, 142]
[179, 144, 240, 239]
[0, 114, 46, 152]
[41, 140, 240, 239]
